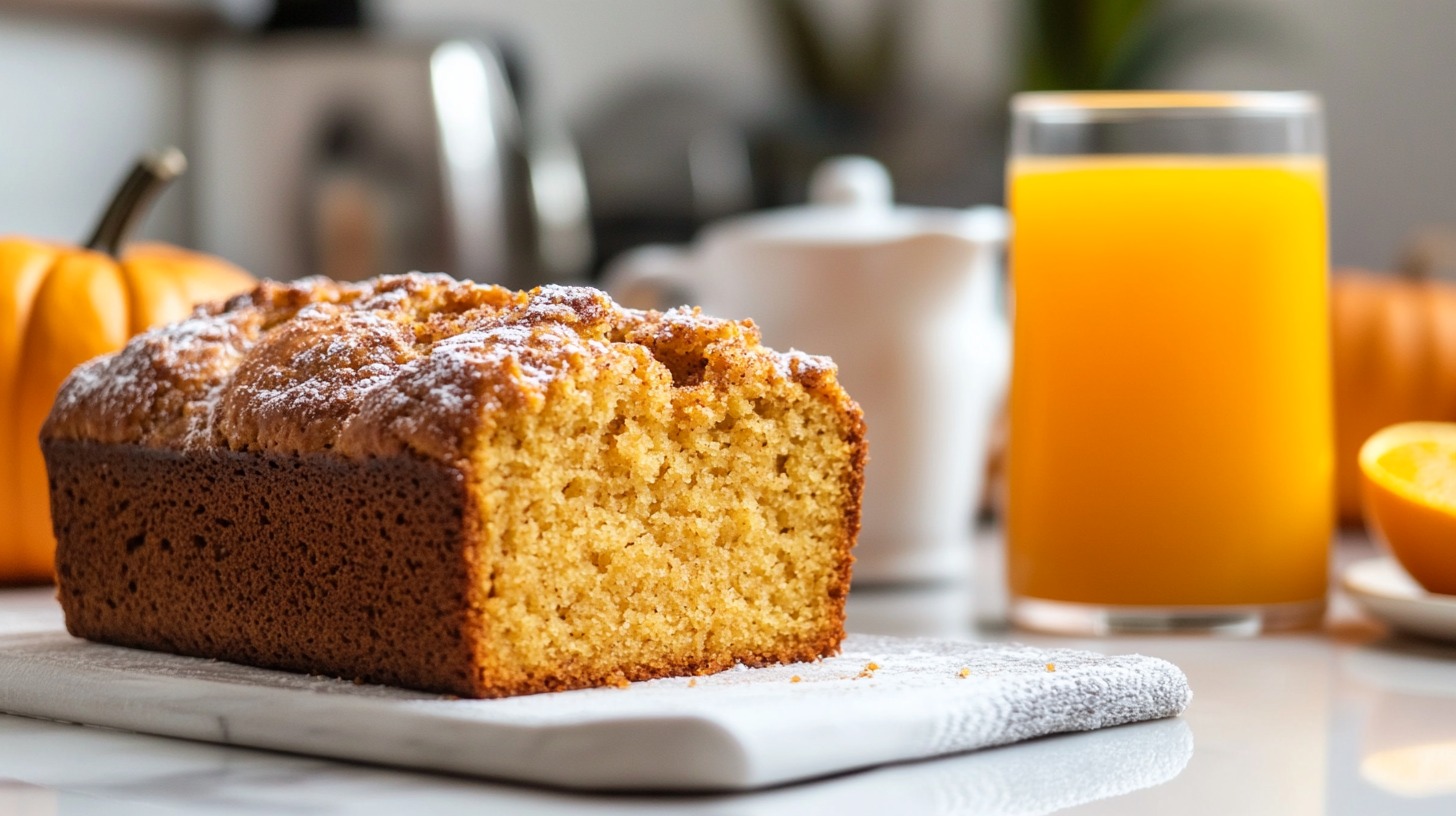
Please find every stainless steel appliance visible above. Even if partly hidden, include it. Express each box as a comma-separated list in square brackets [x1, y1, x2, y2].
[193, 34, 584, 286]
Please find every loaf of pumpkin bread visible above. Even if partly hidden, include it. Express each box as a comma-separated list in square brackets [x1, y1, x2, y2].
[41, 274, 866, 697]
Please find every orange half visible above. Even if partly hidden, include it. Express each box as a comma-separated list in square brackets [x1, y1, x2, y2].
[1360, 422, 1456, 595]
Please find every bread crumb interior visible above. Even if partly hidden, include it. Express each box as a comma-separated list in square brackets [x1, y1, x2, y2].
[471, 342, 853, 689]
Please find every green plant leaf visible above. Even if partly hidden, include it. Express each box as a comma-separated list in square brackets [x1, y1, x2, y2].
[763, 0, 837, 100]
[1103, 4, 1290, 90]
[1020, 0, 1284, 92]
[760, 0, 907, 107]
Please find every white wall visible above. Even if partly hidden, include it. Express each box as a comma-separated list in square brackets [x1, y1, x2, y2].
[0, 15, 188, 245]
[3, 0, 1454, 270]
[379, 0, 1456, 270]
[376, 0, 1014, 125]
[374, 0, 787, 126]
[1165, 0, 1456, 270]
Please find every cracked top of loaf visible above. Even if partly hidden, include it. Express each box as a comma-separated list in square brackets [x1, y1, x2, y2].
[42, 274, 852, 463]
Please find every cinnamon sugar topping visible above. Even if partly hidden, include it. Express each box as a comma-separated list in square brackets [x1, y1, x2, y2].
[42, 274, 849, 464]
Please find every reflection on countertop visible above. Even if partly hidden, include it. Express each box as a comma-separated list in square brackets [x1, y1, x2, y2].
[0, 530, 1452, 814]
[0, 711, 1191, 816]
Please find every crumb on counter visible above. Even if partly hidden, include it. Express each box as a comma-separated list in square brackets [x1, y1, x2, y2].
[866, 662, 880, 671]
[791, 675, 801, 683]
[958, 668, 970, 678]
[1046, 663, 1055, 672]
[688, 679, 697, 688]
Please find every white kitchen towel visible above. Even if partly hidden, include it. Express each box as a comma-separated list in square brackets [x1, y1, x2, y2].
[0, 619, 1190, 792]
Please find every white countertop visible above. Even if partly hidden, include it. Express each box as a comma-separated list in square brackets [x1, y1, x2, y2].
[0, 531, 1453, 815]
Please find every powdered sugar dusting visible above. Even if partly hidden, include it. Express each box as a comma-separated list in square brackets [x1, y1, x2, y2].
[43, 274, 851, 463]
[776, 349, 837, 388]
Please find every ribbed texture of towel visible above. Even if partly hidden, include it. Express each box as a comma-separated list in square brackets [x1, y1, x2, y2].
[452, 634, 1193, 766]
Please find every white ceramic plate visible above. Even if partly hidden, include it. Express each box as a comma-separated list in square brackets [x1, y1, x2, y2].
[1344, 557, 1456, 642]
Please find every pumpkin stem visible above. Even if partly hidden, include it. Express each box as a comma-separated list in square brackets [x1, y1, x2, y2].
[84, 147, 188, 257]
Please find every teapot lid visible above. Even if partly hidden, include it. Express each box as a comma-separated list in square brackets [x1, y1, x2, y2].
[710, 156, 1008, 245]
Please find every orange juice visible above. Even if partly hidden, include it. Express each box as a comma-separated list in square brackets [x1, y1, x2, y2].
[1007, 156, 1332, 607]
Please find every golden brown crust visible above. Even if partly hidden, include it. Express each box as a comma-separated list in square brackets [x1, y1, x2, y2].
[44, 275, 866, 697]
[831, 395, 869, 643]
[47, 440, 483, 695]
[44, 275, 862, 464]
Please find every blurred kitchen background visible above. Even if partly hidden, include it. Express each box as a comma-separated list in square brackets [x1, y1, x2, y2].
[5, 0, 1456, 285]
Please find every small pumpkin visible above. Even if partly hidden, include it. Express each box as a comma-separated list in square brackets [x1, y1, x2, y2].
[1331, 269, 1456, 523]
[0, 149, 255, 583]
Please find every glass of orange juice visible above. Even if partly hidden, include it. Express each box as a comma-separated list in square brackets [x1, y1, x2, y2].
[1006, 92, 1332, 635]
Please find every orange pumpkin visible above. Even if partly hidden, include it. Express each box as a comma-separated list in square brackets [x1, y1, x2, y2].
[1331, 270, 1456, 523]
[0, 149, 254, 583]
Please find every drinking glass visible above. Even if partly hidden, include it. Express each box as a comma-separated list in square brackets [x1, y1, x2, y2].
[1006, 92, 1331, 635]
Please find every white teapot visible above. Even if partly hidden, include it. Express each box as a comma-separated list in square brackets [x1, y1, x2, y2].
[604, 156, 1009, 586]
